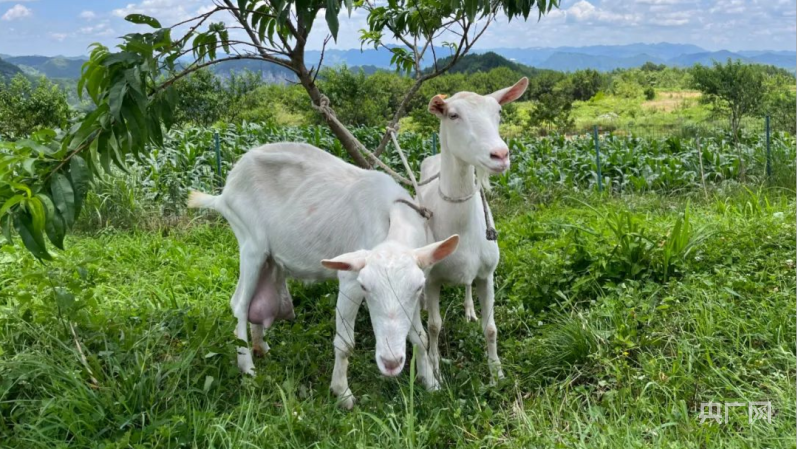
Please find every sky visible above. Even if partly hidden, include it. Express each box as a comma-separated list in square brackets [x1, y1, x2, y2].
[0, 0, 795, 57]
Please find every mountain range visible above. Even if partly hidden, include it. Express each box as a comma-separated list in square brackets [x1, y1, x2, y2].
[1, 43, 794, 80]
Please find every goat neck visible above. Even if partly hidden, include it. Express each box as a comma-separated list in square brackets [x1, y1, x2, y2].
[439, 132, 477, 202]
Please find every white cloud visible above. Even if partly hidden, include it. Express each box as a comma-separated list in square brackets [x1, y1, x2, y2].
[111, 0, 205, 24]
[49, 32, 68, 41]
[566, 1, 641, 25]
[79, 22, 115, 37]
[635, 0, 690, 4]
[79, 10, 96, 20]
[710, 0, 745, 14]
[648, 10, 694, 26]
[2, 4, 31, 21]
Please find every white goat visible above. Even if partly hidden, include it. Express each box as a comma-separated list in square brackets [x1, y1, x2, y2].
[188, 142, 459, 408]
[417, 78, 529, 380]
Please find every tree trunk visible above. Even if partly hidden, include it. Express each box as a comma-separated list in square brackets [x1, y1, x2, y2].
[298, 74, 370, 168]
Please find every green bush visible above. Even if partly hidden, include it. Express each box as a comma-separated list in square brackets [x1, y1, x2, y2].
[0, 74, 71, 139]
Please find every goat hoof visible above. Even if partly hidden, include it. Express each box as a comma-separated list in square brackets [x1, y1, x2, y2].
[465, 308, 478, 322]
[424, 377, 441, 392]
[336, 390, 356, 410]
[252, 345, 268, 358]
[237, 352, 256, 376]
[489, 367, 505, 385]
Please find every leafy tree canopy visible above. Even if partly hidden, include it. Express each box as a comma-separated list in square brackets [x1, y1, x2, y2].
[0, 0, 561, 259]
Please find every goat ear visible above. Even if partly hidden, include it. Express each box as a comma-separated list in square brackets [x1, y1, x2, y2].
[322, 250, 368, 272]
[489, 77, 528, 105]
[414, 234, 460, 269]
[428, 94, 447, 117]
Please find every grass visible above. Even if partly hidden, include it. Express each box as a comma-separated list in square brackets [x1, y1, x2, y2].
[641, 91, 702, 114]
[0, 185, 794, 448]
[570, 91, 715, 134]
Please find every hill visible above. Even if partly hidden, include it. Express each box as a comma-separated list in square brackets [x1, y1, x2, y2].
[0, 58, 23, 80]
[432, 52, 534, 75]
[492, 43, 705, 67]
[539, 52, 669, 72]
[5, 55, 85, 78]
[1, 43, 794, 79]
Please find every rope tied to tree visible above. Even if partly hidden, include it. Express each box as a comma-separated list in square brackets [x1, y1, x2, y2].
[312, 95, 418, 187]
[312, 95, 495, 239]
[481, 190, 498, 241]
[394, 199, 433, 219]
[388, 126, 497, 241]
[388, 124, 435, 220]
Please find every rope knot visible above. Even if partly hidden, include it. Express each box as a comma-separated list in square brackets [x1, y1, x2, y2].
[311, 94, 336, 118]
[395, 199, 433, 220]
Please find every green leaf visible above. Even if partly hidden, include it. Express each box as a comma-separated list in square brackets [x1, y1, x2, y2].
[326, 0, 339, 40]
[22, 158, 37, 175]
[14, 210, 52, 260]
[124, 67, 144, 96]
[1, 215, 12, 245]
[39, 194, 65, 250]
[108, 129, 129, 172]
[109, 81, 128, 120]
[100, 145, 113, 175]
[121, 106, 144, 159]
[69, 155, 92, 220]
[9, 182, 31, 198]
[220, 29, 230, 54]
[55, 288, 76, 312]
[50, 173, 76, 228]
[0, 195, 24, 218]
[102, 52, 140, 67]
[26, 197, 46, 238]
[125, 14, 162, 28]
[17, 139, 56, 156]
[86, 65, 106, 103]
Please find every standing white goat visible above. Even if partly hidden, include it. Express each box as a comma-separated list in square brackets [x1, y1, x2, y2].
[417, 78, 529, 380]
[188, 142, 459, 408]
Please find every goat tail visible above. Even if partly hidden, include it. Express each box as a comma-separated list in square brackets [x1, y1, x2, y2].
[187, 191, 219, 210]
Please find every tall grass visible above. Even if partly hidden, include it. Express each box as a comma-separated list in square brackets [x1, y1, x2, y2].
[2, 188, 795, 447]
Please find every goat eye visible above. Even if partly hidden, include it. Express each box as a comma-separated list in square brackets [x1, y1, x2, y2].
[448, 112, 459, 120]
[360, 284, 368, 292]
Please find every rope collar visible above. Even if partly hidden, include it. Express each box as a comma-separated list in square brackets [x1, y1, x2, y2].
[395, 199, 433, 220]
[437, 184, 478, 203]
[435, 178, 498, 241]
[384, 125, 496, 241]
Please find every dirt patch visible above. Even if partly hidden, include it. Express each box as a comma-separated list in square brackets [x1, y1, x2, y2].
[643, 91, 702, 112]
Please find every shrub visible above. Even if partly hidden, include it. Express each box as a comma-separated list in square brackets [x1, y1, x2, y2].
[0, 74, 70, 139]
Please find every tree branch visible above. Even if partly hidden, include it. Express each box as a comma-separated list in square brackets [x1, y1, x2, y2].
[373, 15, 482, 157]
[312, 35, 332, 84]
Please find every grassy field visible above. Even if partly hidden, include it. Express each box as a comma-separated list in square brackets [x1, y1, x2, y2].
[1, 185, 795, 448]
[569, 90, 714, 133]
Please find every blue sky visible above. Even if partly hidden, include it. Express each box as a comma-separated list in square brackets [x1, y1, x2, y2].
[0, 0, 795, 56]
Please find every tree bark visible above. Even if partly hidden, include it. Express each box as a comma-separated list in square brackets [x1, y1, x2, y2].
[295, 65, 370, 168]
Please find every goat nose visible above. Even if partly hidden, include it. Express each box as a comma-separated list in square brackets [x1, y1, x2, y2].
[380, 356, 404, 372]
[490, 148, 509, 160]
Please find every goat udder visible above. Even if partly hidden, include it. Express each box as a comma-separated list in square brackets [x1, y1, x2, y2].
[247, 265, 281, 325]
